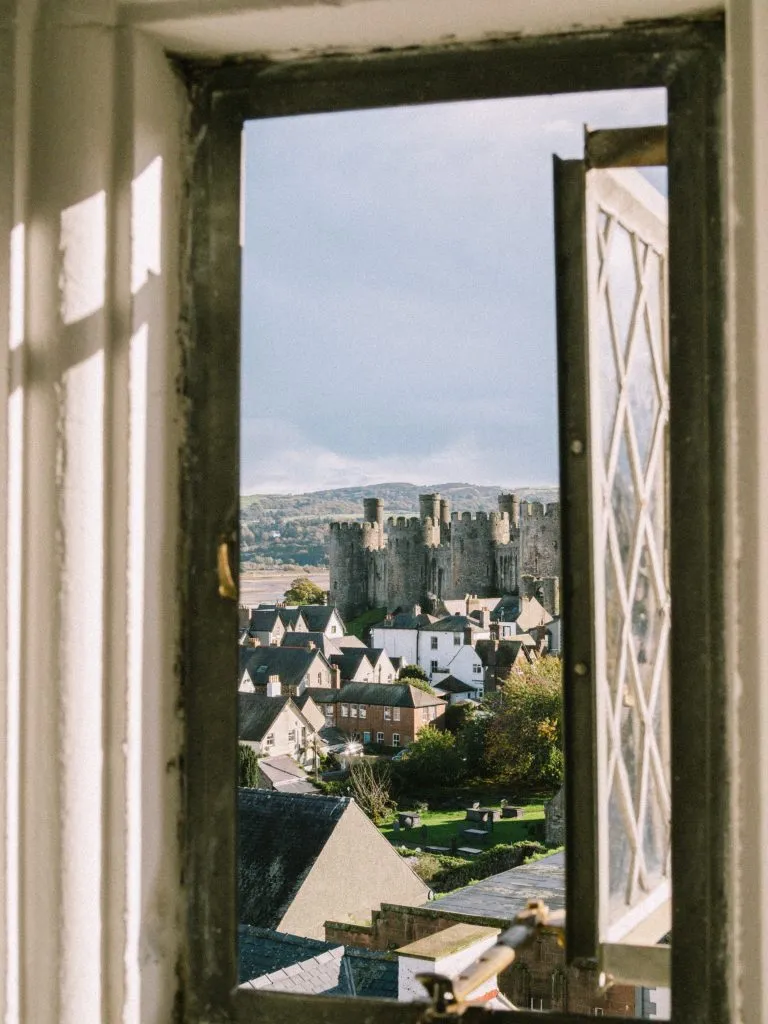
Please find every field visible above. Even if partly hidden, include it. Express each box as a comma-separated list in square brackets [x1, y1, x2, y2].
[379, 803, 545, 849]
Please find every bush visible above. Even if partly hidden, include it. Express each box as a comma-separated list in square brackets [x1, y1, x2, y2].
[238, 744, 260, 788]
[399, 725, 465, 787]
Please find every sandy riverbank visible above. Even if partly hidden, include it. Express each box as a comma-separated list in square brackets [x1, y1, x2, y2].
[239, 570, 330, 606]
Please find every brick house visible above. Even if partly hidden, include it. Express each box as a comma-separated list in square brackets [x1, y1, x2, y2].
[309, 682, 446, 748]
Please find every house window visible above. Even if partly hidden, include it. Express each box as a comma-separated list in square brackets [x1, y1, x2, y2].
[340, 704, 348, 718]
[376, 732, 384, 744]
[287, 729, 296, 742]
[331, 625, 337, 634]
[393, 707, 401, 722]
[359, 706, 367, 719]
[350, 704, 358, 718]
[384, 708, 392, 721]
[473, 664, 482, 674]
[265, 733, 274, 746]
[454, 633, 461, 646]
[324, 705, 334, 719]
[392, 734, 400, 747]
[317, 672, 322, 684]
[430, 636, 438, 650]
[430, 660, 438, 674]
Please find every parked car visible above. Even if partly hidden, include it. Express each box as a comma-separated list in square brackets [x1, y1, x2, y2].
[391, 747, 411, 762]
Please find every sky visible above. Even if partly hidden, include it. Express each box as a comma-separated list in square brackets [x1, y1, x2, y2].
[241, 87, 666, 495]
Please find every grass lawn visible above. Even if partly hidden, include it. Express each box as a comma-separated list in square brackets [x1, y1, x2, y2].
[379, 803, 545, 848]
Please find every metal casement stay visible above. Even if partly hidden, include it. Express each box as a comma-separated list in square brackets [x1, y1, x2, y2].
[181, 19, 725, 1024]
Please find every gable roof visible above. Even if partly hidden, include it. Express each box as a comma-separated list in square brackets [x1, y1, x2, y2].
[281, 631, 342, 658]
[277, 607, 305, 629]
[429, 615, 482, 632]
[298, 605, 345, 633]
[239, 790, 350, 929]
[329, 649, 374, 680]
[248, 608, 284, 633]
[237, 926, 397, 997]
[239, 646, 329, 690]
[433, 675, 476, 695]
[335, 682, 445, 709]
[258, 755, 319, 795]
[238, 692, 292, 742]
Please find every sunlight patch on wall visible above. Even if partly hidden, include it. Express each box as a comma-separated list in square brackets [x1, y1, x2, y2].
[131, 157, 163, 297]
[59, 191, 107, 326]
[10, 223, 25, 351]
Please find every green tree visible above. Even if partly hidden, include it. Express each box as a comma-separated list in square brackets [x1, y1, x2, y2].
[238, 744, 260, 788]
[400, 725, 465, 787]
[401, 664, 428, 681]
[283, 576, 326, 605]
[484, 656, 563, 790]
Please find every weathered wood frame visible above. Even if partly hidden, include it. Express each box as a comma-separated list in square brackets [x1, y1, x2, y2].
[179, 19, 725, 1024]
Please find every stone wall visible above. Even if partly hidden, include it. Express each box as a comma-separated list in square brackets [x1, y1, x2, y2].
[544, 786, 566, 846]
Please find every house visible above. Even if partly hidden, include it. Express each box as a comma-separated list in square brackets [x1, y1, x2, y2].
[476, 639, 534, 693]
[239, 690, 317, 763]
[256, 755, 319, 795]
[293, 692, 327, 733]
[239, 646, 335, 695]
[280, 631, 343, 659]
[316, 682, 447, 748]
[277, 607, 310, 632]
[238, 790, 430, 939]
[369, 609, 439, 664]
[366, 648, 397, 684]
[238, 925, 398, 997]
[490, 594, 553, 637]
[247, 608, 288, 646]
[295, 605, 347, 638]
[328, 649, 375, 684]
[431, 675, 478, 705]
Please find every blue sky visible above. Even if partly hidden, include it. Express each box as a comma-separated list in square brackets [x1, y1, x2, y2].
[241, 88, 666, 495]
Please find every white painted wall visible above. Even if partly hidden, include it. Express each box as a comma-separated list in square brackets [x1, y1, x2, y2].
[370, 626, 419, 665]
[1, 1, 767, 1022]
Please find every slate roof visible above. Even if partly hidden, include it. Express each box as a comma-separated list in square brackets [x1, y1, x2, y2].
[372, 612, 438, 630]
[301, 687, 337, 706]
[281, 631, 342, 658]
[430, 851, 565, 920]
[237, 926, 397, 997]
[277, 607, 305, 629]
[238, 789, 349, 929]
[489, 595, 522, 623]
[239, 646, 329, 690]
[335, 682, 446, 709]
[248, 608, 283, 633]
[433, 675, 476, 695]
[429, 615, 482, 632]
[298, 605, 345, 633]
[329, 650, 374, 680]
[238, 692, 291, 742]
[258, 755, 319, 795]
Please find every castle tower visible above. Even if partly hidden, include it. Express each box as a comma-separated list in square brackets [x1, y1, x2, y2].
[419, 493, 441, 523]
[519, 500, 561, 579]
[439, 498, 451, 525]
[363, 497, 384, 526]
[498, 492, 520, 529]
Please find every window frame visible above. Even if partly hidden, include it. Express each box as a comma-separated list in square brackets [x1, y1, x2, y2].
[180, 19, 726, 1024]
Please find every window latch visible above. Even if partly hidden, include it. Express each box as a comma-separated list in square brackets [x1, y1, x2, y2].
[416, 900, 565, 1017]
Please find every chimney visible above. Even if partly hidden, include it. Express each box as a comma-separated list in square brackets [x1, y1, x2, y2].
[396, 924, 502, 1005]
[331, 665, 342, 690]
[480, 609, 490, 630]
[266, 675, 281, 698]
[307, 641, 316, 651]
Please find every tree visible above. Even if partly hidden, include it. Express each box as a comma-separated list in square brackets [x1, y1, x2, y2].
[283, 575, 326, 605]
[348, 760, 394, 824]
[400, 675, 436, 696]
[483, 656, 563, 790]
[238, 744, 260, 788]
[400, 725, 465, 787]
[401, 664, 429, 681]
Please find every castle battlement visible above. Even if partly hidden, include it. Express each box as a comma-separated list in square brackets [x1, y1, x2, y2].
[521, 500, 560, 519]
[330, 520, 382, 534]
[386, 516, 422, 530]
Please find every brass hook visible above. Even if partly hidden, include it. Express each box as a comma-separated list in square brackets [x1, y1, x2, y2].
[217, 539, 237, 600]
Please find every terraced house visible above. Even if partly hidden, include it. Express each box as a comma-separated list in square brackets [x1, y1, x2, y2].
[309, 682, 446, 749]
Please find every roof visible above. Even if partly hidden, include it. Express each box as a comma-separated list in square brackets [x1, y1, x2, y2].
[248, 608, 284, 633]
[371, 612, 438, 630]
[298, 605, 345, 633]
[335, 682, 446, 709]
[302, 687, 337, 705]
[240, 646, 328, 690]
[329, 650, 373, 680]
[433, 675, 476, 695]
[258, 755, 319, 795]
[238, 789, 350, 929]
[237, 926, 397, 997]
[277, 607, 304, 629]
[336, 635, 367, 649]
[238, 692, 291, 742]
[430, 851, 565, 920]
[429, 615, 482, 632]
[281, 632, 342, 658]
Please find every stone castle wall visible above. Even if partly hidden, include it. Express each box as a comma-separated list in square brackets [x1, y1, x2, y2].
[329, 493, 560, 618]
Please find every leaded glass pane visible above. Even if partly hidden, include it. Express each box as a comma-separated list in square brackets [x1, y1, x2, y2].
[588, 169, 671, 944]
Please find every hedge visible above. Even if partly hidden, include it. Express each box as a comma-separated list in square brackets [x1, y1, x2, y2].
[428, 841, 547, 893]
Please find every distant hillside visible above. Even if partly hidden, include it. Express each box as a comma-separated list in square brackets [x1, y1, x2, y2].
[240, 482, 559, 570]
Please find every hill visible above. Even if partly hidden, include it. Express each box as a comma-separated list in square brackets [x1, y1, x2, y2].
[240, 482, 559, 570]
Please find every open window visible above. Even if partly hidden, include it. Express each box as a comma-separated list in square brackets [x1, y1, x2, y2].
[180, 19, 725, 1024]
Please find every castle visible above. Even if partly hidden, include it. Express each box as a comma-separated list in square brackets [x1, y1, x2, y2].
[329, 492, 561, 620]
